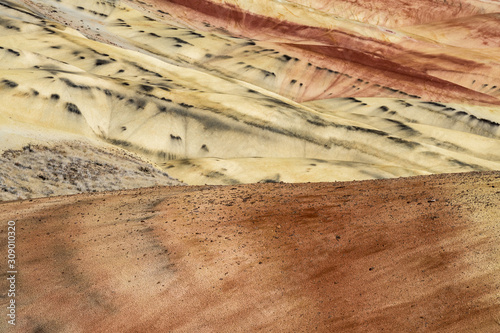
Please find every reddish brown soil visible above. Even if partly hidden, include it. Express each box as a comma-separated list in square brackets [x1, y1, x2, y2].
[1, 172, 499, 332]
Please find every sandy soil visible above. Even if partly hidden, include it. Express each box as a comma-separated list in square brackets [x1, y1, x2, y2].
[0, 171, 498, 332]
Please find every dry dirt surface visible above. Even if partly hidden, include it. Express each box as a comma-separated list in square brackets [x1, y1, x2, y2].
[0, 171, 499, 332]
[0, 141, 184, 201]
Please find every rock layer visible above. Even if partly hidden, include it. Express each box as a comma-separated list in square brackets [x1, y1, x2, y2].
[0, 0, 499, 186]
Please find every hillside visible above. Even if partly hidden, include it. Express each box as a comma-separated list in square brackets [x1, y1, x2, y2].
[0, 0, 498, 192]
[0, 171, 498, 331]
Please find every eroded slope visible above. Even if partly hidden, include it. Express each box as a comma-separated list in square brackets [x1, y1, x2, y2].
[0, 0, 499, 186]
[0, 0, 498, 187]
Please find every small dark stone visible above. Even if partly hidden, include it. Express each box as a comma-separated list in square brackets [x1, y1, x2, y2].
[66, 103, 82, 115]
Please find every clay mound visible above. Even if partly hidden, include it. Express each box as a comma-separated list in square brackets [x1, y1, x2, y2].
[15, 0, 500, 104]
[0, 171, 498, 331]
[0, 2, 498, 331]
[1, 0, 500, 187]
[0, 0, 497, 190]
[161, 157, 430, 185]
[127, 0, 500, 104]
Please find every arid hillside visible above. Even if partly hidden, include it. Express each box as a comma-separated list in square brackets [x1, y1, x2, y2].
[1, 171, 499, 332]
[0, 0, 498, 191]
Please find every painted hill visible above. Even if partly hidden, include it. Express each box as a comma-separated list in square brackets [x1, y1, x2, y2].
[1, 2, 499, 331]
[0, 0, 498, 192]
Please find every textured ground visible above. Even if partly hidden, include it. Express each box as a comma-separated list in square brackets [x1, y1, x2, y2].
[0, 141, 184, 201]
[0, 171, 499, 332]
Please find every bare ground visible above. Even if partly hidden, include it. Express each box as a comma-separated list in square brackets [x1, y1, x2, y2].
[0, 171, 498, 332]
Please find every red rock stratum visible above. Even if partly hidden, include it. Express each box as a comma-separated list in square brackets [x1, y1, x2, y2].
[1, 171, 499, 332]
